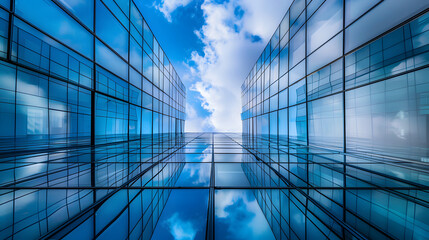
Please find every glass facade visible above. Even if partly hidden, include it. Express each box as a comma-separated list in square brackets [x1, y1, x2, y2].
[0, 0, 186, 149]
[2, 0, 429, 239]
[0, 0, 186, 239]
[241, 1, 429, 239]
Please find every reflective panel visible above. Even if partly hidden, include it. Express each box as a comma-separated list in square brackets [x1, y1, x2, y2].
[215, 163, 250, 187]
[152, 190, 209, 240]
[215, 190, 276, 240]
[307, 0, 343, 55]
[15, 0, 93, 59]
[242, 4, 429, 239]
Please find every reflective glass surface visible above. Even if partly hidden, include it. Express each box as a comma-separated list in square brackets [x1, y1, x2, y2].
[241, 3, 429, 240]
[5, 131, 428, 239]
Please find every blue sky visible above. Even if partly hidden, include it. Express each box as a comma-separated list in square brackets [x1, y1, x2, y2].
[137, 0, 292, 132]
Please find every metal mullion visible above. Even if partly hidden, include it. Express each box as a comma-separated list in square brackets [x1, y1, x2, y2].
[91, 1, 97, 238]
[231, 135, 368, 240]
[41, 135, 193, 239]
[205, 133, 215, 240]
[342, 0, 347, 238]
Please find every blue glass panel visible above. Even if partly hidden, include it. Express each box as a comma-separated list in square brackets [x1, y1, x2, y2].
[279, 108, 288, 141]
[270, 56, 279, 84]
[0, 9, 8, 58]
[279, 89, 288, 109]
[290, 0, 305, 26]
[130, 67, 142, 89]
[346, 67, 429, 161]
[280, 12, 289, 39]
[289, 60, 305, 85]
[101, 0, 128, 29]
[130, 37, 143, 73]
[143, 21, 154, 49]
[143, 52, 153, 82]
[62, 216, 94, 240]
[289, 26, 305, 68]
[289, 79, 306, 106]
[215, 190, 276, 240]
[57, 0, 94, 29]
[0, 0, 9, 9]
[96, 66, 129, 101]
[142, 108, 152, 136]
[175, 164, 211, 187]
[95, 93, 128, 144]
[279, 45, 288, 77]
[131, 2, 143, 36]
[307, 0, 342, 55]
[270, 94, 278, 112]
[345, 12, 429, 89]
[345, 0, 381, 26]
[15, 0, 93, 59]
[307, 32, 343, 73]
[152, 190, 208, 240]
[307, 59, 343, 101]
[308, 94, 344, 149]
[96, 0, 128, 60]
[95, 40, 128, 80]
[289, 103, 307, 144]
[129, 105, 141, 139]
[97, 209, 128, 240]
[345, 0, 429, 53]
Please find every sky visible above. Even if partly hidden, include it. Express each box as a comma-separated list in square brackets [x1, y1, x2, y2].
[137, 0, 292, 132]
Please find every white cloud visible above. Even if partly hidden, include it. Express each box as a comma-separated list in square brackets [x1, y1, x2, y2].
[187, 0, 292, 132]
[155, 0, 193, 22]
[215, 190, 276, 239]
[165, 213, 197, 240]
[185, 103, 212, 132]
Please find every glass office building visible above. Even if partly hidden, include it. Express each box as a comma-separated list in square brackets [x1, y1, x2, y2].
[1, 0, 429, 240]
[0, 0, 186, 148]
[0, 0, 187, 239]
[241, 0, 429, 239]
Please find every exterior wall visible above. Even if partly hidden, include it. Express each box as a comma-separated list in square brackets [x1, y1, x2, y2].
[0, 0, 186, 150]
[241, 0, 429, 161]
[0, 1, 186, 239]
[241, 1, 429, 239]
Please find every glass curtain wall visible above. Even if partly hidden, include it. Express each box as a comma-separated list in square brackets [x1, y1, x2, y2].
[0, 0, 186, 151]
[0, 0, 185, 239]
[241, 0, 429, 239]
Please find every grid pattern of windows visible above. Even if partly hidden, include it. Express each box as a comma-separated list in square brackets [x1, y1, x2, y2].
[0, 0, 186, 152]
[0, 1, 186, 239]
[242, 0, 429, 160]
[242, 1, 429, 239]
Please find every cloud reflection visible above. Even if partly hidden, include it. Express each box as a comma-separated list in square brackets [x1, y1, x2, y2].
[215, 190, 275, 240]
[165, 213, 197, 240]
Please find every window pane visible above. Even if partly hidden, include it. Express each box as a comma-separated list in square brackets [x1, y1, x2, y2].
[345, 0, 380, 26]
[57, 0, 94, 29]
[289, 26, 305, 68]
[307, 0, 342, 54]
[15, 0, 93, 59]
[308, 94, 344, 149]
[96, 0, 128, 60]
[95, 40, 128, 80]
[345, 0, 429, 52]
[289, 79, 306, 106]
[307, 59, 343, 101]
[289, 103, 307, 144]
[307, 32, 343, 73]
[346, 67, 429, 160]
[279, 45, 289, 77]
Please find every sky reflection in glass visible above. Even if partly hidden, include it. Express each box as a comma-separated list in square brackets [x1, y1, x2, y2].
[152, 190, 209, 240]
[175, 163, 211, 187]
[215, 163, 250, 187]
[215, 190, 276, 240]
